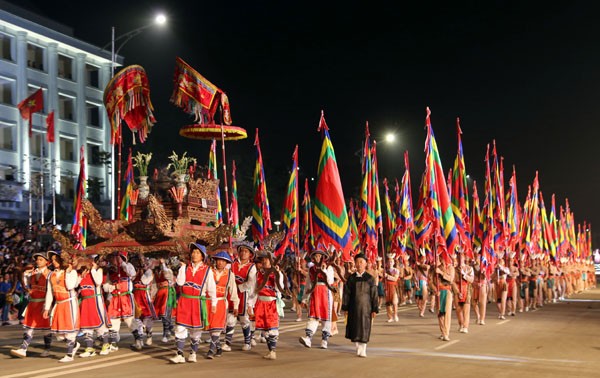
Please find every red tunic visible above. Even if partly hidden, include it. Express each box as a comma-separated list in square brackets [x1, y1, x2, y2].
[153, 271, 170, 317]
[23, 268, 51, 330]
[308, 266, 332, 321]
[133, 271, 156, 319]
[49, 271, 80, 333]
[79, 272, 110, 329]
[107, 269, 134, 319]
[206, 269, 230, 331]
[254, 270, 279, 331]
[229, 260, 254, 315]
[176, 265, 210, 329]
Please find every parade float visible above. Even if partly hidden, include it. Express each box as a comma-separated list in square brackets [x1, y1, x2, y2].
[52, 59, 283, 260]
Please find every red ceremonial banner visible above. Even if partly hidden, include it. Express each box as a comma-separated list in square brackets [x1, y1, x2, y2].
[103, 65, 156, 144]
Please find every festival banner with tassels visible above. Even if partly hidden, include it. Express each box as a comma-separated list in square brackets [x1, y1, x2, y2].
[423, 108, 459, 264]
[251, 129, 271, 245]
[230, 160, 239, 232]
[348, 199, 360, 253]
[313, 111, 352, 260]
[275, 146, 299, 257]
[396, 151, 415, 257]
[104, 65, 156, 144]
[208, 139, 223, 224]
[120, 149, 134, 221]
[506, 166, 520, 252]
[301, 178, 315, 253]
[170, 57, 232, 125]
[359, 123, 381, 262]
[451, 118, 472, 258]
[72, 146, 87, 250]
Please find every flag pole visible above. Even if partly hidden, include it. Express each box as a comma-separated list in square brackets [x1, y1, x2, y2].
[51, 136, 56, 225]
[220, 125, 232, 249]
[40, 141, 45, 225]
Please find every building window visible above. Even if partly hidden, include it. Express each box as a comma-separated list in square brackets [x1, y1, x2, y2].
[30, 132, 43, 158]
[0, 33, 12, 61]
[58, 54, 73, 80]
[87, 143, 101, 165]
[87, 102, 101, 127]
[0, 77, 14, 105]
[86, 64, 99, 88]
[60, 174, 75, 199]
[0, 124, 14, 150]
[27, 43, 44, 71]
[58, 94, 75, 121]
[59, 137, 75, 161]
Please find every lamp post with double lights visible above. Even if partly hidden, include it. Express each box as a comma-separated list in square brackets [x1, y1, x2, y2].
[105, 13, 166, 220]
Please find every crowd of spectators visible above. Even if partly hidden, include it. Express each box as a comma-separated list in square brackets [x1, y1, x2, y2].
[0, 222, 60, 325]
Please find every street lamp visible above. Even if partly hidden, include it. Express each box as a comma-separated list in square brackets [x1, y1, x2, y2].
[384, 133, 396, 144]
[106, 14, 167, 220]
[274, 220, 281, 232]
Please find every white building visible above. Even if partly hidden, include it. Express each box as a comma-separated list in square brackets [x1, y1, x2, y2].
[0, 2, 122, 221]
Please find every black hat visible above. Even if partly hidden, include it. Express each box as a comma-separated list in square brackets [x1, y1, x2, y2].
[354, 253, 367, 262]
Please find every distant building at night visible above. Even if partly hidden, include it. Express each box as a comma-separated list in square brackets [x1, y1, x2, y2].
[0, 1, 121, 222]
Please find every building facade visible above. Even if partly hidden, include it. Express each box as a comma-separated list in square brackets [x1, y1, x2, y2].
[0, 2, 121, 221]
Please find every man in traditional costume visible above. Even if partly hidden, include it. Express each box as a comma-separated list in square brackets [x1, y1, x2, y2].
[205, 251, 239, 359]
[436, 258, 455, 341]
[43, 251, 80, 362]
[254, 252, 285, 360]
[414, 254, 430, 317]
[384, 254, 400, 322]
[342, 253, 378, 358]
[455, 253, 474, 333]
[494, 255, 510, 320]
[224, 242, 257, 351]
[78, 256, 111, 357]
[299, 250, 335, 349]
[103, 251, 142, 351]
[10, 251, 53, 358]
[132, 255, 157, 347]
[169, 243, 217, 364]
[153, 258, 175, 343]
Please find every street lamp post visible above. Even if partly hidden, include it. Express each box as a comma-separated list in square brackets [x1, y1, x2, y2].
[107, 14, 166, 220]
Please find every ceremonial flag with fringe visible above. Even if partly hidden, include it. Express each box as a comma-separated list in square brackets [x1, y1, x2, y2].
[275, 146, 299, 257]
[423, 108, 459, 264]
[313, 111, 351, 260]
[71, 146, 86, 250]
[230, 160, 239, 232]
[397, 152, 415, 257]
[120, 149, 134, 221]
[359, 123, 381, 262]
[251, 129, 271, 245]
[301, 178, 315, 253]
[451, 118, 472, 258]
[506, 166, 520, 251]
[348, 199, 360, 253]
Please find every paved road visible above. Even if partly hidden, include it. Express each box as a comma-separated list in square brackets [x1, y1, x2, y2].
[1, 287, 599, 378]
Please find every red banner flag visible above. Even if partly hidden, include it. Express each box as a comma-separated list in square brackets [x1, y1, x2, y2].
[46, 111, 55, 143]
[17, 88, 43, 138]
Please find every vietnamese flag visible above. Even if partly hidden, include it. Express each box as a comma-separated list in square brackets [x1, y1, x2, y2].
[17, 88, 44, 138]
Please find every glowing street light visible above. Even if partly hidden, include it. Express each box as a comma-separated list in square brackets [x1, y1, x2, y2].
[384, 133, 396, 144]
[155, 14, 167, 25]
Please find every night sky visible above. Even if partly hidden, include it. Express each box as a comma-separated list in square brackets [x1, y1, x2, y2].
[15, 1, 600, 244]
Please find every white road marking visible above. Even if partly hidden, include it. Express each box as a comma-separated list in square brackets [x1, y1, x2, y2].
[434, 340, 459, 350]
[497, 319, 510, 325]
